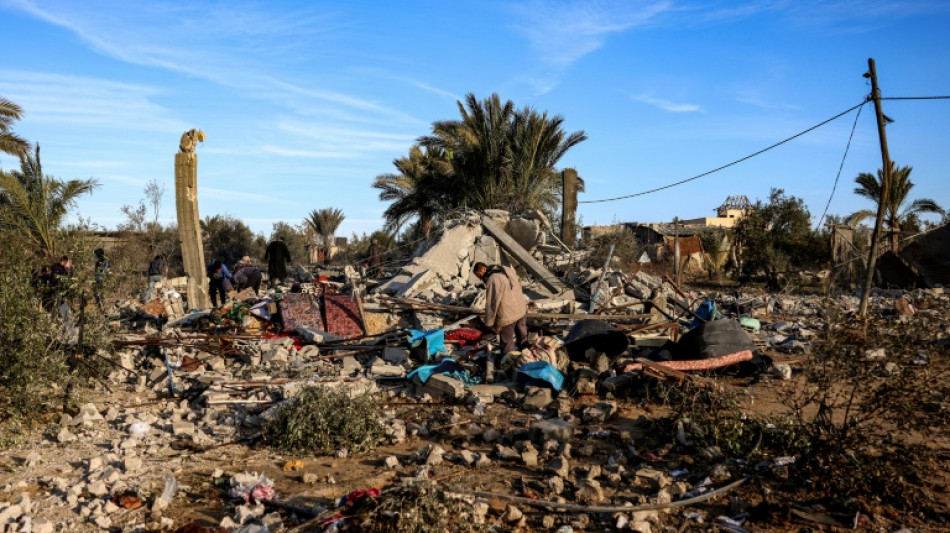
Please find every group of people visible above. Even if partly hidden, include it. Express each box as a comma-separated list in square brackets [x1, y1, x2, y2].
[206, 256, 264, 307]
[32, 248, 111, 321]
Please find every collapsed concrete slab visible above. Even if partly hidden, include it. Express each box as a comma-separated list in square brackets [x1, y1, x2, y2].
[480, 214, 573, 298]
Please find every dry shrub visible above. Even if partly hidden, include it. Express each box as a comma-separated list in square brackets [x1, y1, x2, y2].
[784, 305, 950, 514]
[358, 482, 489, 533]
[651, 378, 806, 459]
[262, 386, 384, 455]
[588, 226, 642, 272]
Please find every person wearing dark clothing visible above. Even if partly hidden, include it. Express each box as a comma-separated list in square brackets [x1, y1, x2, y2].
[264, 239, 292, 288]
[233, 263, 263, 294]
[50, 255, 73, 323]
[206, 260, 232, 308]
[144, 253, 167, 302]
[32, 265, 55, 312]
[94, 248, 110, 310]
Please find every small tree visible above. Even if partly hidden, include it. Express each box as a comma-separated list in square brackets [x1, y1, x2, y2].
[305, 208, 345, 263]
[201, 215, 261, 267]
[0, 145, 98, 258]
[734, 189, 828, 289]
[848, 163, 944, 251]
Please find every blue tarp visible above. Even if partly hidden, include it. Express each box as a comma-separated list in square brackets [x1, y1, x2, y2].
[516, 361, 565, 391]
[407, 328, 446, 356]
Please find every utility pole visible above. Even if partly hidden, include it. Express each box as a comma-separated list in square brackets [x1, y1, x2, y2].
[858, 58, 892, 318]
[673, 217, 681, 286]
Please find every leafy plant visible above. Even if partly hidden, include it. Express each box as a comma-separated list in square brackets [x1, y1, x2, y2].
[262, 386, 384, 455]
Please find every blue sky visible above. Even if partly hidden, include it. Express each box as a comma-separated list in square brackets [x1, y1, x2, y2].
[1, 0, 948, 238]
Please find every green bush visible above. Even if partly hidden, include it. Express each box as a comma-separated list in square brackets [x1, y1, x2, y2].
[262, 386, 384, 455]
[0, 243, 69, 419]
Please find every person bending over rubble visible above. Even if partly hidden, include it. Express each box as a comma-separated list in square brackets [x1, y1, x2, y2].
[233, 256, 263, 294]
[206, 260, 233, 308]
[473, 261, 528, 355]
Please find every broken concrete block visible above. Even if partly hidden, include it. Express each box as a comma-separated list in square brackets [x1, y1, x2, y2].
[420, 374, 465, 400]
[87, 480, 109, 497]
[530, 418, 574, 445]
[396, 269, 438, 298]
[172, 421, 195, 436]
[72, 403, 104, 427]
[582, 401, 617, 423]
[771, 363, 792, 380]
[523, 386, 553, 409]
[505, 217, 542, 251]
[57, 427, 76, 443]
[370, 362, 406, 377]
[482, 429, 501, 443]
[468, 383, 514, 403]
[575, 479, 605, 505]
[341, 356, 361, 375]
[383, 347, 410, 365]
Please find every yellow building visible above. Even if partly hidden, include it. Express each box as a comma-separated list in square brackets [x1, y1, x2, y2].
[678, 195, 751, 228]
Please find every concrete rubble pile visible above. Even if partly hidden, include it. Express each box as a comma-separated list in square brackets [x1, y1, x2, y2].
[3, 210, 947, 532]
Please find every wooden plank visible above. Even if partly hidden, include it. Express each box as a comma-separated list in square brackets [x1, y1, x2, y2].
[480, 214, 572, 297]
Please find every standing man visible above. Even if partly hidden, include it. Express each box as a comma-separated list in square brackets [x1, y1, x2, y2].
[144, 253, 167, 302]
[473, 261, 528, 355]
[50, 255, 73, 324]
[94, 248, 110, 311]
[264, 239, 292, 288]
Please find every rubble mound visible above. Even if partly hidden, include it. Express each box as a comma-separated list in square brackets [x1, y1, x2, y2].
[262, 386, 385, 455]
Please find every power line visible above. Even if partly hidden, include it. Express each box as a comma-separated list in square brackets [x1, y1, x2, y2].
[579, 100, 868, 204]
[816, 101, 866, 229]
[882, 95, 950, 100]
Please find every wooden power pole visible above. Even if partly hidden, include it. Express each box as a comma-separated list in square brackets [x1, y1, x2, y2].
[561, 168, 579, 248]
[858, 58, 893, 318]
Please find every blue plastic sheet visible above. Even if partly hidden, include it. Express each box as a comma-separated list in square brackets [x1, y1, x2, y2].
[407, 328, 446, 356]
[516, 361, 565, 391]
[690, 300, 723, 328]
[407, 358, 462, 384]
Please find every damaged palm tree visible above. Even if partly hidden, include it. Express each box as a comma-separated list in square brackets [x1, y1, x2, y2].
[175, 129, 210, 309]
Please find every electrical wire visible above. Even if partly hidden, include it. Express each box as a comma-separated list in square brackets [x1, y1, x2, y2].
[816, 102, 866, 229]
[882, 95, 950, 100]
[579, 100, 868, 204]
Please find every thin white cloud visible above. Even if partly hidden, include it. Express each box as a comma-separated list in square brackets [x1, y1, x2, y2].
[510, 0, 673, 69]
[57, 160, 126, 169]
[630, 94, 702, 113]
[259, 145, 357, 159]
[0, 70, 186, 132]
[201, 186, 291, 204]
[3, 1, 419, 127]
[736, 95, 802, 111]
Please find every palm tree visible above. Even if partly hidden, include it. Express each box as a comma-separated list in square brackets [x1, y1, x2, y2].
[848, 163, 944, 251]
[305, 208, 345, 261]
[419, 93, 587, 214]
[0, 97, 30, 161]
[0, 145, 98, 257]
[372, 145, 452, 240]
